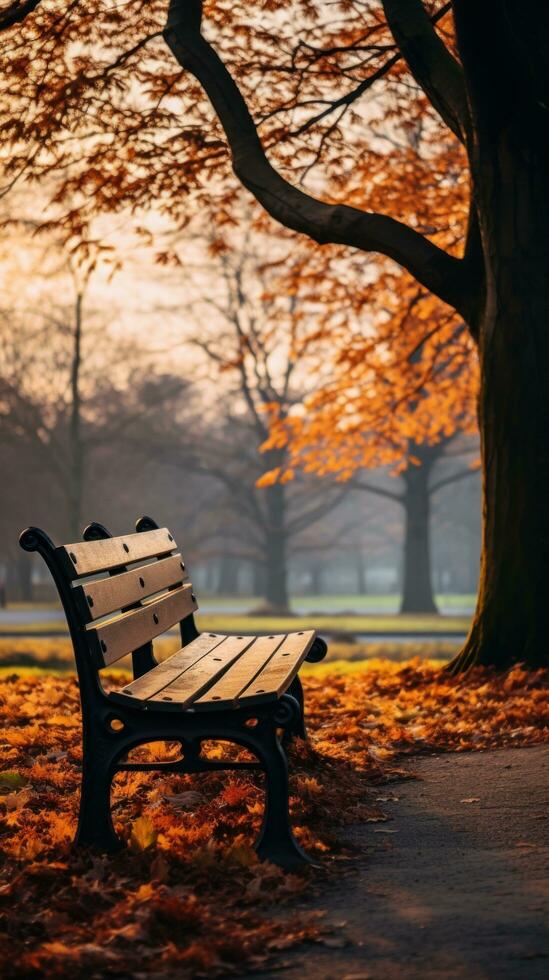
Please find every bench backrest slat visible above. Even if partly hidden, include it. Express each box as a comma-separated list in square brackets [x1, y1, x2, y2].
[73, 553, 187, 622]
[88, 583, 198, 667]
[57, 527, 176, 579]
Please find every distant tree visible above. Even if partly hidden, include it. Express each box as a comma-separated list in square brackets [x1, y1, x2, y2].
[351, 437, 478, 613]
[0, 263, 190, 543]
[258, 265, 478, 613]
[168, 225, 349, 612]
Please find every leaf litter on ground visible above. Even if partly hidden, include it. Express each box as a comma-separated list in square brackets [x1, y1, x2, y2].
[0, 659, 547, 977]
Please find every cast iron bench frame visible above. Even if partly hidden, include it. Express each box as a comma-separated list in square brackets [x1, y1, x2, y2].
[19, 516, 327, 869]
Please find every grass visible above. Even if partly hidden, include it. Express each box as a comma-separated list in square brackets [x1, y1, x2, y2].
[0, 634, 458, 677]
[0, 621, 67, 634]
[198, 594, 476, 611]
[195, 612, 469, 634]
[0, 611, 470, 636]
[0, 657, 453, 681]
[3, 601, 61, 610]
[1, 594, 476, 615]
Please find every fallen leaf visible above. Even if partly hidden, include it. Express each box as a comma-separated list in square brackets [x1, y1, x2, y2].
[318, 936, 347, 948]
[0, 771, 28, 794]
[3, 787, 33, 811]
[164, 791, 204, 810]
[130, 816, 157, 851]
[0, 661, 546, 978]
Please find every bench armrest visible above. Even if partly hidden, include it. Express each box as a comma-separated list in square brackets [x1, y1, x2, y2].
[305, 637, 328, 663]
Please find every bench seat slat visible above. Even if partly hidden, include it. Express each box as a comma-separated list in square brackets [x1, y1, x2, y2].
[74, 554, 187, 621]
[108, 630, 317, 711]
[110, 632, 227, 704]
[144, 635, 256, 710]
[89, 583, 197, 666]
[237, 630, 316, 704]
[194, 634, 286, 710]
[57, 527, 176, 579]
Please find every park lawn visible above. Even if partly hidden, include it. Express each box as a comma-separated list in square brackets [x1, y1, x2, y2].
[0, 657, 455, 680]
[3, 601, 60, 610]
[0, 611, 470, 637]
[0, 635, 460, 674]
[195, 612, 469, 634]
[3, 595, 476, 611]
[199, 594, 476, 612]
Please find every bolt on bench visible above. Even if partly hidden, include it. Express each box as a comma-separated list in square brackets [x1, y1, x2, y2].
[19, 516, 327, 868]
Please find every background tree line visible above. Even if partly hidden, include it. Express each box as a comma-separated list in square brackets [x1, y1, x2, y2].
[0, 223, 480, 613]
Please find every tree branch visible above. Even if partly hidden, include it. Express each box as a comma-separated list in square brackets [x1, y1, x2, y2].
[163, 0, 470, 318]
[350, 478, 404, 503]
[382, 0, 470, 144]
[285, 488, 348, 535]
[429, 463, 479, 495]
[0, 0, 41, 32]
[291, 2, 453, 138]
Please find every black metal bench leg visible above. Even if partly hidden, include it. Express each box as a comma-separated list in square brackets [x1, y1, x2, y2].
[255, 731, 311, 869]
[283, 675, 307, 744]
[74, 744, 121, 853]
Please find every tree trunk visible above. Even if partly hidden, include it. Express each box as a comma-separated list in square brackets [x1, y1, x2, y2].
[264, 534, 289, 610]
[16, 551, 33, 602]
[309, 563, 322, 595]
[450, 128, 549, 671]
[354, 549, 367, 594]
[216, 555, 237, 595]
[400, 459, 438, 614]
[68, 290, 84, 541]
[262, 483, 290, 612]
[252, 560, 267, 597]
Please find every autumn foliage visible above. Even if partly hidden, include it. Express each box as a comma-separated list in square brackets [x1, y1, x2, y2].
[0, 0, 475, 462]
[0, 662, 547, 977]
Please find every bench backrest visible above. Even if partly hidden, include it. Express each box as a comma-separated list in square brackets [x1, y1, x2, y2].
[19, 517, 198, 671]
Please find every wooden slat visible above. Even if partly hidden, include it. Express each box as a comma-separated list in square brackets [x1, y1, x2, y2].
[57, 527, 176, 579]
[146, 635, 256, 710]
[110, 632, 227, 705]
[89, 583, 197, 666]
[195, 634, 285, 710]
[73, 554, 187, 622]
[237, 630, 316, 704]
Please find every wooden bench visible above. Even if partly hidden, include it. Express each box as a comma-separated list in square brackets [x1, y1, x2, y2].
[19, 516, 327, 868]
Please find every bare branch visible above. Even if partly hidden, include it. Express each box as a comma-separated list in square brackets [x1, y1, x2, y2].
[429, 463, 479, 495]
[292, 3, 453, 138]
[285, 488, 349, 534]
[163, 0, 470, 318]
[350, 478, 404, 503]
[0, 0, 41, 33]
[382, 0, 469, 143]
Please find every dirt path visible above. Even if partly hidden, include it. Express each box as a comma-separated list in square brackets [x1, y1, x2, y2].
[254, 745, 549, 980]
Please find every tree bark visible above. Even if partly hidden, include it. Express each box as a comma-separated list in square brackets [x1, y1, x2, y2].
[450, 137, 549, 671]
[400, 458, 438, 614]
